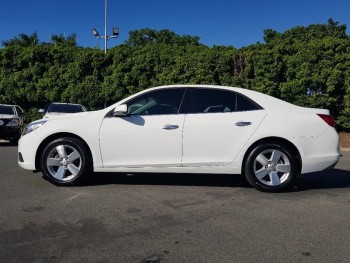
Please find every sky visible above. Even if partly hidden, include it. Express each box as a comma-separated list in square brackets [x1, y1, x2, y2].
[1, 0, 350, 49]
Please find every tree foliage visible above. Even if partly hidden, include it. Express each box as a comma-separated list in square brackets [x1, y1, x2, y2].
[0, 20, 349, 130]
[1, 32, 39, 47]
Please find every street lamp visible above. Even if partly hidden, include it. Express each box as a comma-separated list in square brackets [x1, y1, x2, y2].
[91, 28, 100, 38]
[91, 0, 119, 54]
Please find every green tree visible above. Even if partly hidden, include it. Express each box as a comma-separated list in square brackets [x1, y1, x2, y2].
[50, 33, 77, 46]
[1, 22, 350, 129]
[1, 32, 39, 47]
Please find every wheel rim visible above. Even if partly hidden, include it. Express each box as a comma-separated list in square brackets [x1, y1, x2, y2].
[253, 149, 291, 187]
[46, 144, 82, 182]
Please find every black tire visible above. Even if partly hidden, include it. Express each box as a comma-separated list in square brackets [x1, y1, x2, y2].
[40, 137, 92, 186]
[244, 143, 298, 192]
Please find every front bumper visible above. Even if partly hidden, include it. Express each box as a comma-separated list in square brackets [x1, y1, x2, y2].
[18, 131, 42, 170]
[0, 125, 21, 140]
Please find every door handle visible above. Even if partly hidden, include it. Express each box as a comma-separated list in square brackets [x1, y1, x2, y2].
[162, 124, 179, 130]
[235, 121, 252, 127]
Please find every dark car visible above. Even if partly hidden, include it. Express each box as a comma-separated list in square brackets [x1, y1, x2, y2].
[38, 102, 87, 118]
[0, 104, 24, 144]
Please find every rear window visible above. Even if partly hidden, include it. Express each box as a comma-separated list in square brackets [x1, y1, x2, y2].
[184, 88, 263, 114]
[186, 88, 237, 114]
[236, 93, 263, 112]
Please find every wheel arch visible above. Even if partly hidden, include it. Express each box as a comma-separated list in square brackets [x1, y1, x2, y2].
[35, 132, 93, 172]
[241, 136, 302, 175]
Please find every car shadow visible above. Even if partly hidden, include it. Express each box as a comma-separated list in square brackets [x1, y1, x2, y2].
[292, 169, 350, 191]
[78, 168, 350, 191]
[83, 172, 252, 188]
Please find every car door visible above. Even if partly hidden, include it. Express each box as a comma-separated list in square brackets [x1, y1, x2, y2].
[99, 88, 186, 168]
[182, 88, 266, 166]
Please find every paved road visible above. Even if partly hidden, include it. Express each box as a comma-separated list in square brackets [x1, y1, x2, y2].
[0, 142, 349, 263]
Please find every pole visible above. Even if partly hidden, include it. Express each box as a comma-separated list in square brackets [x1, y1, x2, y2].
[104, 0, 108, 54]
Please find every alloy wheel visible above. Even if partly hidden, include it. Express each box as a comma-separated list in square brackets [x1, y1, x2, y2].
[46, 144, 82, 182]
[253, 149, 291, 186]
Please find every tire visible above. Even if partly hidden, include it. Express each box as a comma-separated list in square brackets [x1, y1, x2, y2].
[40, 137, 92, 186]
[244, 143, 298, 192]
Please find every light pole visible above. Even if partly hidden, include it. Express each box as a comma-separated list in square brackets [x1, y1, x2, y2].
[91, 0, 119, 54]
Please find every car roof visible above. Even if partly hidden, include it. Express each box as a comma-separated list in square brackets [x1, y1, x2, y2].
[0, 104, 16, 107]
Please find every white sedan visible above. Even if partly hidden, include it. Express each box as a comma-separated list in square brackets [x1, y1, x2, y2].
[18, 85, 340, 192]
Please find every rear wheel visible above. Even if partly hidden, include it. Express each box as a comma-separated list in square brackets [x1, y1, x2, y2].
[40, 137, 92, 185]
[244, 143, 298, 192]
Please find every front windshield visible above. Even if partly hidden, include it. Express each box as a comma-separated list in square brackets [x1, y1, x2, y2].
[0, 105, 15, 115]
[47, 104, 85, 113]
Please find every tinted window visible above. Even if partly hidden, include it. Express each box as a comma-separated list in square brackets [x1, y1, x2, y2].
[47, 104, 85, 113]
[186, 88, 237, 114]
[0, 105, 15, 115]
[236, 94, 262, 112]
[15, 106, 23, 116]
[126, 88, 186, 116]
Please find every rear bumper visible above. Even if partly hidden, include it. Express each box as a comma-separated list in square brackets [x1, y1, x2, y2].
[290, 127, 340, 174]
[301, 154, 340, 173]
[323, 159, 339, 170]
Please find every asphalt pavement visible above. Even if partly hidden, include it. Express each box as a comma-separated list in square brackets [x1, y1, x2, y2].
[0, 141, 349, 263]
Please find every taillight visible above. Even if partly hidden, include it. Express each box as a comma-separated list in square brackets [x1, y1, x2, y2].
[317, 114, 335, 127]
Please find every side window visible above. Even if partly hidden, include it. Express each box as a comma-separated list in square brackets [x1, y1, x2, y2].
[236, 93, 263, 112]
[126, 88, 186, 116]
[11, 106, 16, 115]
[15, 106, 23, 116]
[186, 88, 237, 114]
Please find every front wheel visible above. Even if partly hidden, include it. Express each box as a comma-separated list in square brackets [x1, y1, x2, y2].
[40, 137, 92, 185]
[244, 143, 298, 192]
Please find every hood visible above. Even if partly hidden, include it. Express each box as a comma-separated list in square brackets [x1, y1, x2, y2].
[42, 111, 92, 120]
[43, 112, 71, 118]
[0, 114, 17, 119]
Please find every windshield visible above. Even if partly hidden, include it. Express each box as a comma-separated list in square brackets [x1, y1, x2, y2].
[47, 104, 85, 113]
[0, 105, 15, 115]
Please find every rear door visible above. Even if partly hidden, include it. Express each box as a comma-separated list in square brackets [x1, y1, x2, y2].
[182, 88, 266, 166]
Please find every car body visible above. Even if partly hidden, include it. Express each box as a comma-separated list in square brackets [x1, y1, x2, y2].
[0, 104, 24, 143]
[18, 85, 340, 191]
[39, 102, 87, 118]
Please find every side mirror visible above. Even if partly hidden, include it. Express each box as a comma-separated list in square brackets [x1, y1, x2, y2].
[38, 109, 45, 114]
[112, 104, 128, 117]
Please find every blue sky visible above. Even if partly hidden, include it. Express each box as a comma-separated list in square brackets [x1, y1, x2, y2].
[1, 0, 350, 49]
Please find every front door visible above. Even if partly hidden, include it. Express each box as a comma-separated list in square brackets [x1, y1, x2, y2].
[99, 88, 186, 167]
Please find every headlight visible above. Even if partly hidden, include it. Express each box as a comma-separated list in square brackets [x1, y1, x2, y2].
[6, 119, 20, 127]
[22, 120, 47, 136]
